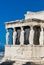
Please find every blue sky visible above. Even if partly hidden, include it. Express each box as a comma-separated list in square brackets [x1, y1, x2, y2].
[0, 0, 44, 46]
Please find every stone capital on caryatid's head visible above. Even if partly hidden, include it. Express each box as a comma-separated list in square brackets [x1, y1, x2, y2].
[24, 11, 44, 20]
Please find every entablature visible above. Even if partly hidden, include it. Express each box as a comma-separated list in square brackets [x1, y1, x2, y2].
[5, 18, 44, 29]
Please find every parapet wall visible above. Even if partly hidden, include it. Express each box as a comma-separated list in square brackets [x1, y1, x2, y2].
[4, 45, 44, 62]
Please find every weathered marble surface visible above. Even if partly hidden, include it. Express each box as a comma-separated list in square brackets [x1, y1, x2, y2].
[4, 45, 44, 62]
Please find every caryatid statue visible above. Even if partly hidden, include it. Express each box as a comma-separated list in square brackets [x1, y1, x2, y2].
[6, 29, 9, 45]
[20, 27, 24, 45]
[39, 27, 43, 45]
[29, 26, 34, 45]
[13, 28, 17, 45]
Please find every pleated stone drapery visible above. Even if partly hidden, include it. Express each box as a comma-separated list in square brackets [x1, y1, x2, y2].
[6, 29, 9, 45]
[39, 27, 43, 45]
[29, 26, 34, 45]
[20, 27, 24, 45]
[13, 28, 17, 45]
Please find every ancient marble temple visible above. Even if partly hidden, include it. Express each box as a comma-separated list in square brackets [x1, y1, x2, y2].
[3, 11, 44, 65]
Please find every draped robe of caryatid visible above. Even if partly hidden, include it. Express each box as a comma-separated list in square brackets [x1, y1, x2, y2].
[6, 30, 9, 45]
[20, 28, 24, 45]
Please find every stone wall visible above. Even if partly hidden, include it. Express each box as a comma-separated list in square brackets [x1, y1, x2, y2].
[4, 45, 44, 62]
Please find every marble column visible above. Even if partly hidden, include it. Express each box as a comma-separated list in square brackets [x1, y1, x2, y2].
[29, 26, 34, 45]
[6, 29, 9, 45]
[20, 27, 24, 45]
[13, 28, 17, 45]
[39, 27, 43, 45]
